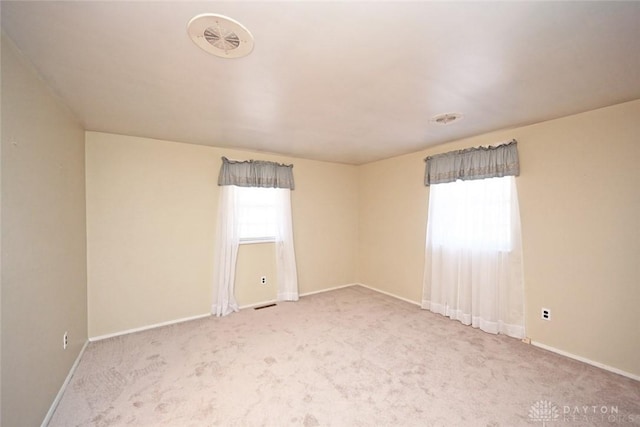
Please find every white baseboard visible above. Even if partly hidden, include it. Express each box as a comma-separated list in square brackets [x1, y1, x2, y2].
[89, 313, 211, 342]
[41, 340, 89, 427]
[355, 284, 639, 381]
[87, 287, 638, 382]
[531, 340, 639, 382]
[239, 299, 278, 310]
[41, 286, 638, 427]
[90, 284, 360, 340]
[239, 283, 357, 310]
[300, 283, 356, 297]
[356, 282, 421, 306]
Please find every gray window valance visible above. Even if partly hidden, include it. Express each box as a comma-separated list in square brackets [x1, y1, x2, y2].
[424, 140, 519, 186]
[218, 157, 295, 189]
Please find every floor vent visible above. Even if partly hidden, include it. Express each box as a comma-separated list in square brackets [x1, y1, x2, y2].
[254, 303, 277, 310]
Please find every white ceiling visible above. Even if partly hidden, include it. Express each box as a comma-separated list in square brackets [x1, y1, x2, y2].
[2, 1, 640, 165]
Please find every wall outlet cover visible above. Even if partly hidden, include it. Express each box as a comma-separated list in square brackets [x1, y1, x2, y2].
[541, 308, 551, 320]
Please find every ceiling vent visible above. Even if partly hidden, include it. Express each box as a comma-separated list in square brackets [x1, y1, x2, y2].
[431, 112, 464, 125]
[187, 14, 254, 58]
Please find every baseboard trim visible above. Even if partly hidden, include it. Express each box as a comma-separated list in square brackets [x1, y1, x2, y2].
[41, 340, 89, 427]
[90, 285, 360, 340]
[531, 340, 639, 382]
[356, 284, 639, 381]
[239, 299, 278, 310]
[84, 287, 638, 382]
[41, 286, 638, 426]
[356, 283, 421, 306]
[239, 283, 357, 310]
[89, 313, 211, 342]
[300, 283, 356, 298]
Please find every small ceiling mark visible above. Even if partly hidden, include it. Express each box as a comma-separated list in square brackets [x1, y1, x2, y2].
[431, 112, 464, 125]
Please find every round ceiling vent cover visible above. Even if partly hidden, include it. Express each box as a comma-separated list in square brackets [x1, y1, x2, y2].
[187, 14, 254, 58]
[431, 112, 464, 125]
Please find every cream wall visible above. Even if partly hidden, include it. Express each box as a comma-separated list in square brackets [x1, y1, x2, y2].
[86, 134, 217, 337]
[88, 101, 640, 376]
[2, 24, 637, 424]
[1, 36, 88, 426]
[358, 99, 640, 377]
[86, 132, 359, 337]
[235, 243, 277, 306]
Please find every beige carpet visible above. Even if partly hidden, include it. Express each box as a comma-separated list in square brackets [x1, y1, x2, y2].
[49, 285, 639, 426]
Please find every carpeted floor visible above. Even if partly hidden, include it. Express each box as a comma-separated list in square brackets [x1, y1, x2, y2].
[49, 285, 640, 426]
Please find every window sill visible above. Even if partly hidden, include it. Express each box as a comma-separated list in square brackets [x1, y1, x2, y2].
[239, 237, 276, 245]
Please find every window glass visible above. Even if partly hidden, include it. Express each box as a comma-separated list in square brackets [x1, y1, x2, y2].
[429, 176, 513, 251]
[236, 187, 277, 242]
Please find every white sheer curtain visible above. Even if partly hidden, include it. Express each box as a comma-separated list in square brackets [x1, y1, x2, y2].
[422, 176, 525, 338]
[212, 185, 240, 317]
[212, 157, 299, 316]
[275, 188, 299, 301]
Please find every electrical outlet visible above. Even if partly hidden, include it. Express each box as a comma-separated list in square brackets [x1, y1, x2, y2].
[63, 331, 68, 350]
[260, 276, 267, 285]
[541, 308, 551, 321]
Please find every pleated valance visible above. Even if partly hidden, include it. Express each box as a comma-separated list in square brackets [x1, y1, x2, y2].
[424, 140, 519, 186]
[218, 157, 295, 189]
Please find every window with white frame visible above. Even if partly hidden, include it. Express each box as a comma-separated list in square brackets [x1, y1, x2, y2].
[422, 141, 524, 339]
[428, 176, 514, 252]
[213, 156, 299, 317]
[236, 186, 278, 242]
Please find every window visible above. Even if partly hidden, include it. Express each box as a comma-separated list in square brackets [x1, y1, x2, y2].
[422, 142, 524, 338]
[428, 176, 514, 251]
[236, 186, 278, 242]
[423, 175, 524, 338]
[213, 157, 299, 317]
